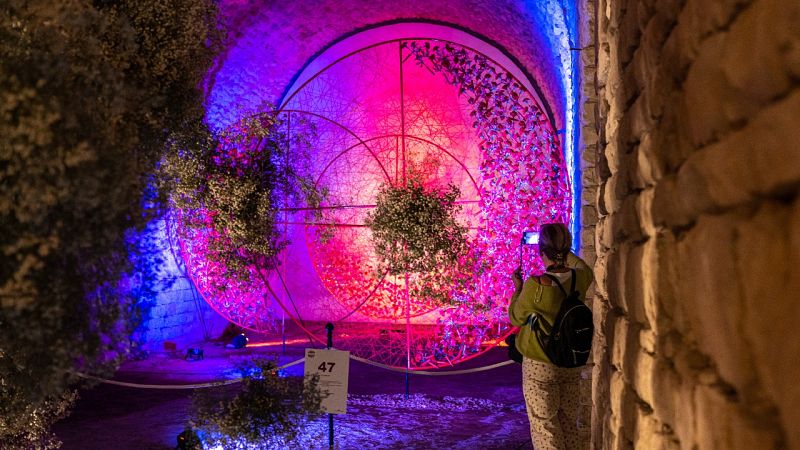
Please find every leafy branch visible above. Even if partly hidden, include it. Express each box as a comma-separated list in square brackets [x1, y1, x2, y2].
[160, 114, 325, 280]
[189, 358, 324, 449]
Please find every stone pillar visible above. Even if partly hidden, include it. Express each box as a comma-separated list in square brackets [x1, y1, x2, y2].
[593, 0, 800, 448]
[577, 0, 601, 447]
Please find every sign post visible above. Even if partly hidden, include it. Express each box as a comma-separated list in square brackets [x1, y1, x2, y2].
[304, 323, 349, 449]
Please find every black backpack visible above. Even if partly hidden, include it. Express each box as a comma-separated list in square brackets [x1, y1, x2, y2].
[531, 269, 593, 367]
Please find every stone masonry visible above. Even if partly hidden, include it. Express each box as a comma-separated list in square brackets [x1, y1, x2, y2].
[592, 0, 800, 448]
[136, 220, 227, 351]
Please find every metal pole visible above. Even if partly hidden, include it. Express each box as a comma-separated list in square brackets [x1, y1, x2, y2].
[399, 42, 412, 401]
[405, 371, 410, 399]
[283, 114, 290, 357]
[326, 323, 334, 449]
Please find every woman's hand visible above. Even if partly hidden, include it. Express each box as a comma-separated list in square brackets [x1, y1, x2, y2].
[512, 266, 523, 291]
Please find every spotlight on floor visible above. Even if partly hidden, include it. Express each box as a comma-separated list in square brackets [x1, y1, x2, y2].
[184, 347, 204, 361]
[227, 333, 248, 349]
[176, 427, 200, 449]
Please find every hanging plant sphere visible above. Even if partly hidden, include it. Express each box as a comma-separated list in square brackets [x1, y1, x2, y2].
[366, 178, 468, 276]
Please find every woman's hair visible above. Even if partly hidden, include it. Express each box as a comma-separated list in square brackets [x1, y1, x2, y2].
[539, 223, 571, 266]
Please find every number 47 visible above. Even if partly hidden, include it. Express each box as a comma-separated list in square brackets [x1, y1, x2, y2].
[318, 362, 335, 372]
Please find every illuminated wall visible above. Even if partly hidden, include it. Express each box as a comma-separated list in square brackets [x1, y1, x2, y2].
[144, 1, 586, 369]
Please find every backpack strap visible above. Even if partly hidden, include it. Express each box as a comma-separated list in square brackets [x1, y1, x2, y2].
[542, 268, 576, 298]
[569, 268, 576, 293]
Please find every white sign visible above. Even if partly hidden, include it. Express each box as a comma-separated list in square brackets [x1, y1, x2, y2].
[304, 348, 350, 414]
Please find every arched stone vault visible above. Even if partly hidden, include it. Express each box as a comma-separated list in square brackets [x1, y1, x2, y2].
[200, 0, 800, 447]
[149, 0, 602, 444]
[147, 0, 800, 447]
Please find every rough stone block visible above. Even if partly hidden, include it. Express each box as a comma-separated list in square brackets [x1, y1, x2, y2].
[170, 276, 193, 292]
[582, 205, 598, 229]
[629, 346, 656, 406]
[653, 0, 683, 21]
[178, 300, 196, 315]
[148, 305, 166, 319]
[580, 125, 600, 151]
[597, 213, 612, 250]
[639, 328, 656, 354]
[722, 0, 798, 105]
[582, 167, 598, 190]
[594, 251, 610, 301]
[628, 94, 653, 143]
[611, 432, 634, 450]
[580, 227, 597, 254]
[694, 385, 782, 450]
[602, 173, 623, 214]
[635, 1, 655, 32]
[597, 40, 611, 91]
[617, 0, 643, 66]
[641, 233, 679, 336]
[633, 407, 679, 450]
[651, 162, 713, 230]
[676, 214, 759, 393]
[581, 45, 597, 71]
[684, 32, 757, 147]
[673, 0, 750, 72]
[634, 133, 665, 186]
[622, 242, 648, 325]
[671, 371, 697, 449]
[646, 70, 679, 123]
[609, 370, 638, 441]
[635, 187, 656, 239]
[605, 244, 626, 312]
[610, 313, 630, 371]
[686, 90, 800, 210]
[736, 201, 800, 449]
[695, 0, 751, 31]
[648, 358, 682, 430]
[631, 9, 675, 94]
[165, 302, 179, 317]
[612, 194, 645, 244]
[583, 185, 599, 207]
[660, 19, 694, 83]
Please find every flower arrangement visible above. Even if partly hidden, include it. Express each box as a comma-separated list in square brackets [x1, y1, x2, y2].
[364, 176, 477, 308]
[366, 177, 467, 276]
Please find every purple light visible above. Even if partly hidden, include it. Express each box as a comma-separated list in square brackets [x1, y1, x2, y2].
[177, 24, 571, 369]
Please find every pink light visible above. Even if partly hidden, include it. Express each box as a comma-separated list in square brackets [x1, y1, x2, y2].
[178, 26, 570, 370]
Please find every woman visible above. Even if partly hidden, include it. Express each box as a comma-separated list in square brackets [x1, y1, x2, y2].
[509, 223, 593, 450]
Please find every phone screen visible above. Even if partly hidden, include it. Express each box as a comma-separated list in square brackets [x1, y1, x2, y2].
[522, 231, 539, 245]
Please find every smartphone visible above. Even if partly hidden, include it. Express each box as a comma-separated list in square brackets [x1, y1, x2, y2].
[521, 231, 539, 245]
[519, 231, 540, 272]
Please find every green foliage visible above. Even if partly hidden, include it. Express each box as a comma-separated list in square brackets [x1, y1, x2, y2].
[189, 358, 324, 449]
[160, 114, 326, 280]
[366, 177, 468, 275]
[0, 389, 77, 450]
[0, 0, 222, 446]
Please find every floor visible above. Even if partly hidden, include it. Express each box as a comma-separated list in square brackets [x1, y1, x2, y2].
[54, 338, 533, 449]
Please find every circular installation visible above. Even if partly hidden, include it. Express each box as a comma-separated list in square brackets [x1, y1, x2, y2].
[177, 23, 572, 369]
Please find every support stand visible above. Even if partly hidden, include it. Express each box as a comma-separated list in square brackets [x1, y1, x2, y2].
[405, 371, 410, 399]
[326, 322, 334, 449]
[282, 313, 286, 356]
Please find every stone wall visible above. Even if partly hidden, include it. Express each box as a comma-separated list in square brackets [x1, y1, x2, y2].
[577, 0, 601, 446]
[593, 0, 800, 448]
[135, 220, 228, 352]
